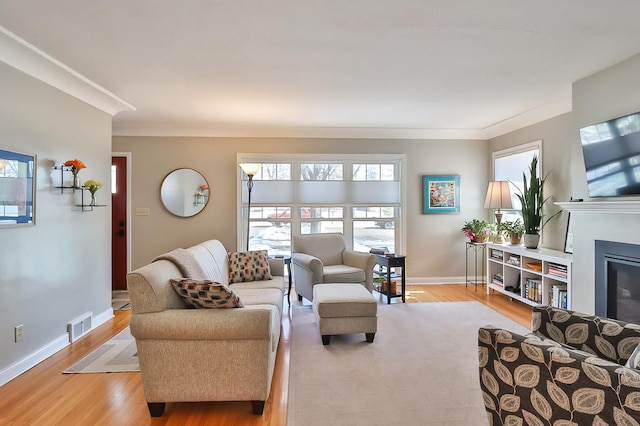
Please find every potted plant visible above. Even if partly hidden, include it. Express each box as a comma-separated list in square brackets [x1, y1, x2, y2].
[512, 156, 560, 248]
[461, 219, 490, 243]
[502, 219, 525, 245]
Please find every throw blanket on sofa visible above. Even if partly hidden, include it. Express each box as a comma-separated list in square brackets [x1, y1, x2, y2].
[153, 248, 208, 280]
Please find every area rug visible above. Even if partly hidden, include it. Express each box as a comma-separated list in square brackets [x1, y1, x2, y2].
[287, 301, 528, 426]
[64, 327, 139, 373]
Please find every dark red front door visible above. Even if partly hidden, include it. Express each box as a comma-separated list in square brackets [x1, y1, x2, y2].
[112, 156, 128, 290]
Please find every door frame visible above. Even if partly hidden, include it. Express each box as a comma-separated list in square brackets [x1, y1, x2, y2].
[112, 152, 132, 277]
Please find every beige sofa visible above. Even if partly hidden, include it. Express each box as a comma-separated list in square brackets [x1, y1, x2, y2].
[127, 239, 285, 417]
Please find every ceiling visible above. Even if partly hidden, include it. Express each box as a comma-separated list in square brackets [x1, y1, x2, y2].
[2, 1, 640, 139]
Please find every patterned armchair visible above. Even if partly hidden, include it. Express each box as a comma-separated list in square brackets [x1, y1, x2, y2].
[478, 305, 640, 424]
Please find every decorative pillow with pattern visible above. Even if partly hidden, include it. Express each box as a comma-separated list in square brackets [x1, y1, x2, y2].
[228, 250, 273, 283]
[170, 278, 244, 308]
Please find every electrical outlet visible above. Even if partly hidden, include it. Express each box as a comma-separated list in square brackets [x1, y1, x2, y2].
[14, 324, 23, 342]
[135, 208, 150, 216]
[409, 261, 415, 269]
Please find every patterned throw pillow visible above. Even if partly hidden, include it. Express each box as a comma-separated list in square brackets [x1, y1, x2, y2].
[170, 278, 244, 308]
[626, 343, 640, 370]
[228, 250, 273, 283]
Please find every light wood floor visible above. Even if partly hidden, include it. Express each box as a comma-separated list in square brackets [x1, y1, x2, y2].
[0, 284, 531, 425]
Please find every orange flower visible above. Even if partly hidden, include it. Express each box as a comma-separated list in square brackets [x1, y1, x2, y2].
[199, 184, 209, 190]
[64, 159, 86, 170]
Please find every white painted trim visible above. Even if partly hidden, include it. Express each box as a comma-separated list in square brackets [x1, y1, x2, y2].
[555, 201, 640, 214]
[0, 334, 69, 387]
[0, 26, 135, 116]
[92, 308, 115, 330]
[114, 122, 489, 140]
[406, 276, 467, 284]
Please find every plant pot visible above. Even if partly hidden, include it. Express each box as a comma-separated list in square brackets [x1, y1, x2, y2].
[523, 234, 540, 249]
[509, 232, 523, 245]
[471, 234, 488, 243]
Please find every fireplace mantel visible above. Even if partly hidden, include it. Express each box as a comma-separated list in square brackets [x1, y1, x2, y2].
[555, 201, 640, 214]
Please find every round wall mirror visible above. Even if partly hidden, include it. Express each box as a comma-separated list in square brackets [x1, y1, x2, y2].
[160, 168, 209, 217]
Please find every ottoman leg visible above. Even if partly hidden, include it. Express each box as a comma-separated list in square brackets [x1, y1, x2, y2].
[322, 335, 331, 345]
[365, 333, 375, 343]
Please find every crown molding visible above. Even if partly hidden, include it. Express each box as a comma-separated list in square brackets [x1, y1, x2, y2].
[484, 87, 573, 139]
[112, 121, 491, 140]
[0, 26, 135, 116]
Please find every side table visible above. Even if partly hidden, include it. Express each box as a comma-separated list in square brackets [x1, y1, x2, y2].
[374, 254, 406, 304]
[270, 255, 292, 305]
[465, 242, 486, 290]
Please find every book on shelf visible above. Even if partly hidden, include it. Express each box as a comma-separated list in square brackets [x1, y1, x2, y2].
[506, 255, 521, 266]
[492, 272, 504, 286]
[548, 262, 568, 278]
[490, 250, 503, 260]
[524, 278, 542, 303]
[551, 284, 568, 308]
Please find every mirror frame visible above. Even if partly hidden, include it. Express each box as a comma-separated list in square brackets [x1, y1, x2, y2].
[160, 168, 209, 218]
[0, 147, 36, 228]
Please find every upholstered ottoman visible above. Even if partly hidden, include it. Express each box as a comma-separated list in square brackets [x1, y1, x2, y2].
[312, 283, 377, 345]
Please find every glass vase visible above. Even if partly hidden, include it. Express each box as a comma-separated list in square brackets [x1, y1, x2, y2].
[90, 192, 97, 207]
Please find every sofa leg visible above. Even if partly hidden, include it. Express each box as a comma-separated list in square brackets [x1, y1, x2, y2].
[322, 335, 331, 345]
[147, 402, 165, 417]
[252, 400, 265, 415]
[297, 294, 303, 302]
[366, 333, 375, 343]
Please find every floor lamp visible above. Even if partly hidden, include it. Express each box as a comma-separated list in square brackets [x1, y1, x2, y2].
[239, 163, 262, 251]
[484, 181, 513, 244]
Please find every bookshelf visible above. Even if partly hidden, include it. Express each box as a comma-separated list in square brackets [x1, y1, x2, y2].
[486, 243, 572, 309]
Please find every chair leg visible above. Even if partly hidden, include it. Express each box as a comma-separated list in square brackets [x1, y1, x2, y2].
[297, 294, 303, 302]
[147, 402, 165, 417]
[366, 333, 375, 343]
[252, 400, 266, 415]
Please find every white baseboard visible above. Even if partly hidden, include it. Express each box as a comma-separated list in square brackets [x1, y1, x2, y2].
[0, 307, 115, 387]
[92, 308, 114, 329]
[406, 276, 469, 284]
[0, 334, 69, 387]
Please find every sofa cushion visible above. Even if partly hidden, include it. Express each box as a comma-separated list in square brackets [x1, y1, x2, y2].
[228, 250, 273, 283]
[170, 278, 244, 308]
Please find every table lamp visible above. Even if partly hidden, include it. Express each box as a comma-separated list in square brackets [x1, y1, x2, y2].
[484, 181, 513, 244]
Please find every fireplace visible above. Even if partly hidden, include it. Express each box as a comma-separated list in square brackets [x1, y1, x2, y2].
[595, 240, 640, 322]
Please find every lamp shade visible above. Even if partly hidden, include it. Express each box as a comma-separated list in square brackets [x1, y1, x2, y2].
[239, 163, 262, 176]
[484, 181, 513, 210]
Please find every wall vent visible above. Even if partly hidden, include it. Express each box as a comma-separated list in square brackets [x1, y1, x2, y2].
[67, 312, 93, 343]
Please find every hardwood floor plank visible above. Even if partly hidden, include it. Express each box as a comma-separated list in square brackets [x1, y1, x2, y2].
[0, 284, 530, 425]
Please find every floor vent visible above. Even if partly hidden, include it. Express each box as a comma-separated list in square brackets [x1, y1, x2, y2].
[68, 312, 93, 343]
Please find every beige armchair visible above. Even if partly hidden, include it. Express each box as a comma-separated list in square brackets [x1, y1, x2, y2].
[292, 233, 376, 302]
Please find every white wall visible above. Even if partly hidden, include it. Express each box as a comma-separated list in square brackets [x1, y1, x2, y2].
[112, 136, 490, 282]
[0, 62, 113, 383]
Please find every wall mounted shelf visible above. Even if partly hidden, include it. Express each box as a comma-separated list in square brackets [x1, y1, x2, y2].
[53, 165, 79, 192]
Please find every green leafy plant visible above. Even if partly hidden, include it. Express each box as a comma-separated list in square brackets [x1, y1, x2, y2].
[461, 219, 490, 240]
[512, 156, 560, 235]
[502, 219, 525, 234]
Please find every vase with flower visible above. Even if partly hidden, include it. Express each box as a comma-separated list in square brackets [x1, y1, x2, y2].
[64, 159, 86, 189]
[461, 219, 490, 243]
[84, 179, 102, 206]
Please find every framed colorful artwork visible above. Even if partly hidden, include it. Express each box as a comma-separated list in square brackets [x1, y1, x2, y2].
[422, 175, 460, 214]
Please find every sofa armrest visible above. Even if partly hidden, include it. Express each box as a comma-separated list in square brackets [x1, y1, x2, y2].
[343, 250, 377, 290]
[130, 308, 273, 341]
[478, 326, 640, 424]
[292, 253, 323, 282]
[267, 258, 285, 277]
[533, 305, 640, 365]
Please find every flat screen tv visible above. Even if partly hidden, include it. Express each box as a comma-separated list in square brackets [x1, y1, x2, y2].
[580, 111, 640, 197]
